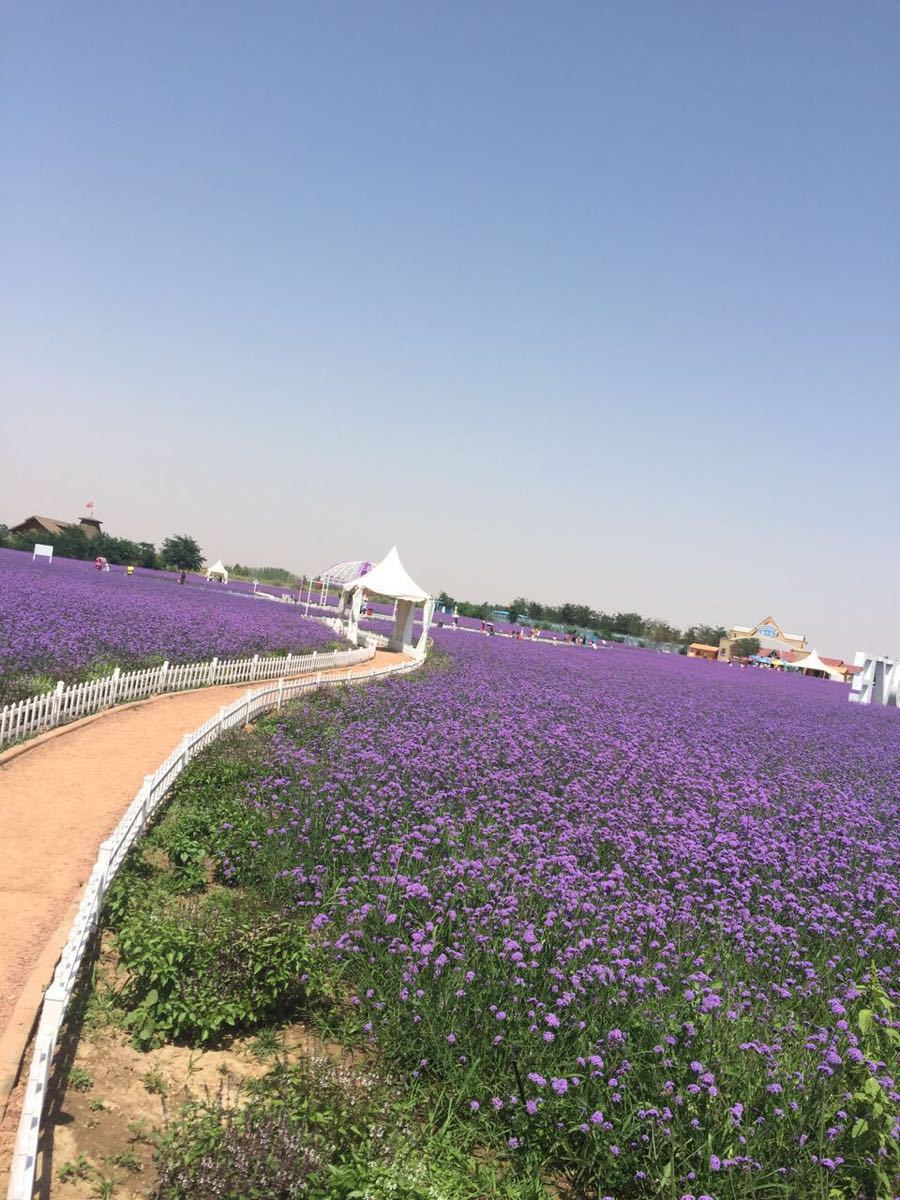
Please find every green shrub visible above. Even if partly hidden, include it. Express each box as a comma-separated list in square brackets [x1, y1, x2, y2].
[115, 890, 315, 1045]
[67, 1065, 94, 1092]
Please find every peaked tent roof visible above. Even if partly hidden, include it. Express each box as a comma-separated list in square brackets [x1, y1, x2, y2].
[343, 546, 430, 602]
[784, 649, 844, 681]
[207, 559, 228, 576]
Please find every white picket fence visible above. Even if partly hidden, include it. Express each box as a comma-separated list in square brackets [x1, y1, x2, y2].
[0, 645, 374, 751]
[6, 650, 425, 1200]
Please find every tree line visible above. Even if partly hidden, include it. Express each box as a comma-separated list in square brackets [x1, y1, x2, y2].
[0, 524, 205, 572]
[227, 564, 298, 586]
[437, 590, 726, 648]
[0, 523, 309, 585]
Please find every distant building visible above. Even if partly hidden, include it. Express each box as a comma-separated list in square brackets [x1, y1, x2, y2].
[687, 642, 719, 660]
[9, 514, 104, 540]
[719, 615, 806, 660]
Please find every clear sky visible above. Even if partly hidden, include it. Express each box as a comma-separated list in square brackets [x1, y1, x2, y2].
[2, 2, 898, 658]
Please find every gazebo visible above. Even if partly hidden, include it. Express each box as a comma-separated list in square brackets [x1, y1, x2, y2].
[341, 546, 434, 657]
[206, 560, 229, 583]
[305, 559, 372, 609]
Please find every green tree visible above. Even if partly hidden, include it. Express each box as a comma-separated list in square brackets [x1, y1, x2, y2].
[97, 534, 149, 566]
[646, 618, 683, 644]
[684, 624, 726, 647]
[570, 604, 595, 629]
[459, 600, 491, 620]
[508, 596, 529, 625]
[160, 535, 204, 572]
[609, 611, 646, 637]
[54, 526, 93, 560]
[731, 637, 760, 659]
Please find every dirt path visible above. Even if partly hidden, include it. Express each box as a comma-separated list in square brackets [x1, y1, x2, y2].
[0, 648, 409, 1125]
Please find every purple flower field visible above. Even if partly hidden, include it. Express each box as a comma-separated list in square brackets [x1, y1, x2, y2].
[220, 634, 900, 1198]
[0, 548, 338, 704]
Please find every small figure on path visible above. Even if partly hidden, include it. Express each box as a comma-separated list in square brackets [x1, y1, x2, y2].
[179, 570, 187, 586]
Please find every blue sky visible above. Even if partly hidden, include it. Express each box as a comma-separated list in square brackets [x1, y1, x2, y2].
[2, 2, 898, 657]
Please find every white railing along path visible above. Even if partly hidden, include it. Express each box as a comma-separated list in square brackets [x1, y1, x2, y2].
[0, 644, 371, 751]
[6, 649, 424, 1200]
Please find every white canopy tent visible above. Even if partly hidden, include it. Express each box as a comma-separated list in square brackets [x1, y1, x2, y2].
[206, 559, 229, 582]
[784, 649, 844, 682]
[341, 546, 434, 656]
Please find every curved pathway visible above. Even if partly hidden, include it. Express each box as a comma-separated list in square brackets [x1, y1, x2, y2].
[0, 649, 408, 1127]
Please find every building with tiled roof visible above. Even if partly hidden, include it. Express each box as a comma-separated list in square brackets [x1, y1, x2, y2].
[9, 514, 103, 539]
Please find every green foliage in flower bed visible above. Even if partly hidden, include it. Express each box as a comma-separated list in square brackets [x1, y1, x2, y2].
[113, 890, 315, 1045]
[102, 724, 319, 1047]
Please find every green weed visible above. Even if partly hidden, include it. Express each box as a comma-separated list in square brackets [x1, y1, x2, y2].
[67, 1065, 94, 1092]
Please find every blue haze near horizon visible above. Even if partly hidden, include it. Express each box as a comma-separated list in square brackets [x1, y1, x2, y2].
[1, 2, 898, 659]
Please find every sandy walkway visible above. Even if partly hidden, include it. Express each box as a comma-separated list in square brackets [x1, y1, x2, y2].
[0, 648, 409, 1122]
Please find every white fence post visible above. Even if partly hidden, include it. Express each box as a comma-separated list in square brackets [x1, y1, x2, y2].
[90, 842, 114, 929]
[277, 677, 284, 711]
[251, 654, 260, 681]
[208, 657, 218, 685]
[141, 775, 154, 830]
[160, 660, 170, 693]
[110, 666, 121, 705]
[52, 680, 64, 726]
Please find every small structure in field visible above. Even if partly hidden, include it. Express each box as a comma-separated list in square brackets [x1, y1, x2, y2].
[341, 546, 434, 657]
[205, 560, 229, 583]
[305, 559, 372, 608]
[687, 643, 719, 661]
[782, 649, 846, 682]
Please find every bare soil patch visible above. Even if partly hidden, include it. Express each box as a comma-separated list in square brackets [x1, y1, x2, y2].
[41, 1018, 347, 1200]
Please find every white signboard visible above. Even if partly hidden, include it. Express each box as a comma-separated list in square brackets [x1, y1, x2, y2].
[849, 652, 899, 708]
[32, 543, 53, 564]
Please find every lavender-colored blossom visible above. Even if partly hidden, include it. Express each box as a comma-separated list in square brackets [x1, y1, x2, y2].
[211, 631, 899, 1195]
[0, 547, 335, 702]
